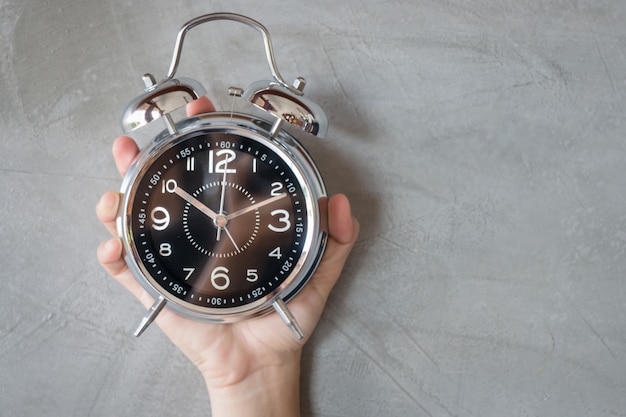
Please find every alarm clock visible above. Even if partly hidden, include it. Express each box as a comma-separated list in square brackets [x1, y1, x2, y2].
[116, 13, 329, 339]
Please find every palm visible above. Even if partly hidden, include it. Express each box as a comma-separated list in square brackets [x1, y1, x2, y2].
[151, 285, 325, 383]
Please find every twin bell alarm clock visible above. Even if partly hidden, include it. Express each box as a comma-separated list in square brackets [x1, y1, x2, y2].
[115, 13, 330, 339]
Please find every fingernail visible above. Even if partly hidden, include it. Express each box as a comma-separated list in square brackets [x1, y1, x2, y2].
[103, 238, 116, 250]
[103, 237, 122, 254]
[98, 192, 119, 213]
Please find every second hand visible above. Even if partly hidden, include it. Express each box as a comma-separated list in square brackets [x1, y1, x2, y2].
[216, 160, 229, 242]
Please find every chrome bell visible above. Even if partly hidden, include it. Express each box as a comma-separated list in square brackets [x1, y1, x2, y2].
[120, 74, 207, 134]
[242, 79, 328, 138]
[119, 12, 328, 140]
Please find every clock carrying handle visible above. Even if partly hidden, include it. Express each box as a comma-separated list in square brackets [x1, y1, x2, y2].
[161, 12, 304, 96]
[121, 12, 328, 136]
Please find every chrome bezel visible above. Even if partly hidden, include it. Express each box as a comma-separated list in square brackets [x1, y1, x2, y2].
[117, 112, 327, 323]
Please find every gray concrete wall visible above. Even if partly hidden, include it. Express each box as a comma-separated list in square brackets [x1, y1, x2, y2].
[1, 0, 625, 416]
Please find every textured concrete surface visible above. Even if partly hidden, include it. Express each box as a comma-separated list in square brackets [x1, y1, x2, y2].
[2, 1, 626, 416]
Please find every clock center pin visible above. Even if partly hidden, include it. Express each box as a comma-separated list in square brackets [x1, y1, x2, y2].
[214, 214, 228, 228]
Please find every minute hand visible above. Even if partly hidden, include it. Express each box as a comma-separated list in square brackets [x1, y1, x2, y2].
[226, 193, 287, 221]
[174, 187, 219, 220]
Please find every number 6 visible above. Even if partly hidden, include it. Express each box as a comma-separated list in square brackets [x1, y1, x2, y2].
[211, 266, 230, 290]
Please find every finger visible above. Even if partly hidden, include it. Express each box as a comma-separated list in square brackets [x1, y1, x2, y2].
[98, 238, 192, 332]
[299, 194, 360, 305]
[112, 135, 140, 177]
[328, 194, 359, 245]
[96, 191, 121, 236]
[97, 237, 154, 308]
[282, 195, 359, 343]
[186, 96, 216, 116]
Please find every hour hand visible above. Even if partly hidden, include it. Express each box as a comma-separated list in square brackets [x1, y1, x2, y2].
[174, 187, 218, 220]
[226, 193, 287, 221]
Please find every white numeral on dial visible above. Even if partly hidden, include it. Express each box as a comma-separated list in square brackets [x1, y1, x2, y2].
[162, 179, 177, 193]
[183, 267, 195, 281]
[269, 247, 282, 259]
[208, 150, 236, 174]
[211, 266, 230, 290]
[270, 182, 283, 196]
[151, 207, 170, 231]
[246, 269, 259, 282]
[159, 243, 172, 256]
[268, 209, 291, 232]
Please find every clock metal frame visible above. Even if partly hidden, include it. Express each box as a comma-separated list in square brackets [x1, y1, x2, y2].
[118, 112, 328, 323]
[114, 12, 330, 338]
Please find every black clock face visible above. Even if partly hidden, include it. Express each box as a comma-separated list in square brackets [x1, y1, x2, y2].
[126, 129, 314, 311]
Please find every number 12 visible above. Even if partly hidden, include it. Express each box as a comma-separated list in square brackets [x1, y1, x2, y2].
[208, 150, 236, 174]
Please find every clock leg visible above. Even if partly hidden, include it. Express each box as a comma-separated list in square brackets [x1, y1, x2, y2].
[133, 295, 167, 337]
[272, 298, 304, 340]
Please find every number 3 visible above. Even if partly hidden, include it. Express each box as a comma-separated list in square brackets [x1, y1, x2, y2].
[268, 209, 291, 232]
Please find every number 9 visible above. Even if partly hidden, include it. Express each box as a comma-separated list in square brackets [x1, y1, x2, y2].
[151, 206, 170, 231]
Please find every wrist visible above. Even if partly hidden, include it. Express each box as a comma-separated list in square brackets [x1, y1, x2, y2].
[204, 350, 302, 417]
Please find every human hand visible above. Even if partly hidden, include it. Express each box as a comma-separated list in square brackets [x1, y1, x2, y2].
[96, 96, 360, 416]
